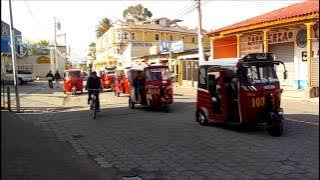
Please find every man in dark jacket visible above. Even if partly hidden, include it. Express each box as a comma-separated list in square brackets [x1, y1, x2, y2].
[86, 71, 103, 111]
[46, 70, 54, 88]
[54, 70, 62, 88]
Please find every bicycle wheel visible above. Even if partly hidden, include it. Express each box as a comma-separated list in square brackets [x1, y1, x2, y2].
[91, 98, 97, 119]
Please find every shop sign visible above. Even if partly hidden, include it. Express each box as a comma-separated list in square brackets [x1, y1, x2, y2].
[247, 31, 294, 46]
[36, 56, 50, 64]
[268, 31, 294, 44]
[132, 42, 153, 47]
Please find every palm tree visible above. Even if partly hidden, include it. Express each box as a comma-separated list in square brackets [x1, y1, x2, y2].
[96, 18, 111, 38]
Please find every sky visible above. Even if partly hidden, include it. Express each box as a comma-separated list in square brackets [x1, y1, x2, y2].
[1, 0, 303, 64]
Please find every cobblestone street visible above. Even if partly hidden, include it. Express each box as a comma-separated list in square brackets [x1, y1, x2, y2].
[4, 82, 318, 180]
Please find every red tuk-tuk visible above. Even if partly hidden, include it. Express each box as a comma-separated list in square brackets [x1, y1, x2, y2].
[100, 67, 116, 89]
[63, 69, 83, 95]
[195, 53, 288, 136]
[128, 64, 173, 112]
[113, 67, 131, 97]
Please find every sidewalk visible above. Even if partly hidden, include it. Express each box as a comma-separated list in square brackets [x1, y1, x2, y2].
[1, 111, 118, 180]
[281, 89, 319, 103]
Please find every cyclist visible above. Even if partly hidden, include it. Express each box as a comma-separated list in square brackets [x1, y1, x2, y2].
[86, 71, 103, 111]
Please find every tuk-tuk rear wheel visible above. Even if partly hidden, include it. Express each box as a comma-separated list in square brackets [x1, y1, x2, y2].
[129, 97, 135, 109]
[267, 121, 283, 137]
[196, 109, 208, 126]
[164, 103, 170, 113]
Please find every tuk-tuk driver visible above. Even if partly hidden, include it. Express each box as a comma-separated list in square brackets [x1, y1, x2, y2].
[208, 74, 221, 113]
[86, 71, 103, 111]
[133, 71, 145, 102]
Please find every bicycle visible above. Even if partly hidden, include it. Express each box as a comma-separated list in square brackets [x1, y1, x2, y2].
[87, 89, 100, 119]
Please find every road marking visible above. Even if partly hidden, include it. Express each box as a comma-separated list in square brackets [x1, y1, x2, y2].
[285, 118, 319, 126]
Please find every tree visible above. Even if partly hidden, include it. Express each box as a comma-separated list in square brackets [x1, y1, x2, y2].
[96, 18, 111, 38]
[36, 40, 49, 48]
[123, 4, 152, 22]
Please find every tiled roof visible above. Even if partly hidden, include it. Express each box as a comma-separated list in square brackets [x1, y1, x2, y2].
[208, 0, 319, 35]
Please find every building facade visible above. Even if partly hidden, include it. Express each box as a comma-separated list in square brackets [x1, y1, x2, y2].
[207, 0, 319, 97]
[94, 18, 209, 72]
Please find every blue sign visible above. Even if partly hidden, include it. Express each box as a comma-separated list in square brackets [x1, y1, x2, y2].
[1, 21, 23, 55]
[159, 40, 170, 53]
[171, 40, 184, 53]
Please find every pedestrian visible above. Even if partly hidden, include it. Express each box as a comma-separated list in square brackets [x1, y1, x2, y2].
[54, 70, 62, 88]
[46, 70, 54, 88]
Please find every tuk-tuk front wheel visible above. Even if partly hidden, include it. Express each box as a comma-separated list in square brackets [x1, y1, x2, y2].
[196, 109, 208, 126]
[267, 113, 284, 137]
[163, 103, 170, 113]
[129, 97, 135, 109]
[267, 121, 283, 137]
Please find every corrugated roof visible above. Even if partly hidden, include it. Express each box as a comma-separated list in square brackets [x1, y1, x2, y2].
[208, 0, 319, 35]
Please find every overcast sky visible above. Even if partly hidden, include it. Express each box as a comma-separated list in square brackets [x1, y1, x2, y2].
[1, 0, 302, 63]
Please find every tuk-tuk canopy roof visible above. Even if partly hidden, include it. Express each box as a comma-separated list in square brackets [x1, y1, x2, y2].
[65, 69, 81, 72]
[147, 64, 169, 69]
[130, 65, 146, 71]
[202, 58, 239, 67]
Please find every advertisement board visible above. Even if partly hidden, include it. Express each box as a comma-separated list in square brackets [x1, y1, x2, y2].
[171, 40, 184, 53]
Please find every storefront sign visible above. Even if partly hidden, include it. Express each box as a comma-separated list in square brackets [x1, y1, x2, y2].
[132, 42, 153, 47]
[36, 56, 50, 64]
[247, 31, 294, 46]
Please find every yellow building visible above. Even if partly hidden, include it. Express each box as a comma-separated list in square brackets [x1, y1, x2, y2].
[94, 18, 209, 72]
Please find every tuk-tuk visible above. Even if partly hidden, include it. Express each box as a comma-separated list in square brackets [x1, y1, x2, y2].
[128, 64, 173, 112]
[113, 67, 131, 97]
[100, 67, 116, 89]
[196, 53, 288, 136]
[63, 69, 83, 95]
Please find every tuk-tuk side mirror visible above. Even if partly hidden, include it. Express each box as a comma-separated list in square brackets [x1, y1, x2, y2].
[283, 70, 288, 80]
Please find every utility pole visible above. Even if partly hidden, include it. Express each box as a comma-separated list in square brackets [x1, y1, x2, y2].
[8, 0, 20, 112]
[54, 17, 58, 72]
[196, 0, 205, 66]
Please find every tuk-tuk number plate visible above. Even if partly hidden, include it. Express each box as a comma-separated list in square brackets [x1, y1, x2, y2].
[251, 97, 265, 108]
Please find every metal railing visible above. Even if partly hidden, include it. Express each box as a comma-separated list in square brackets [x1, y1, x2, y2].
[1, 83, 12, 111]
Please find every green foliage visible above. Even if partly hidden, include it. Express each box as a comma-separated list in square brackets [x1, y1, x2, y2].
[96, 18, 111, 38]
[36, 40, 49, 48]
[123, 4, 152, 22]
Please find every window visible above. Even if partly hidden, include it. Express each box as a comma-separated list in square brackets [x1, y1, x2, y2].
[192, 37, 195, 43]
[244, 65, 278, 84]
[155, 34, 160, 41]
[170, 35, 173, 41]
[181, 36, 184, 41]
[130, 32, 136, 40]
[146, 68, 171, 81]
[122, 32, 129, 39]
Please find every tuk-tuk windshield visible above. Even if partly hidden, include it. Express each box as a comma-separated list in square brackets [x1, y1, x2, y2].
[146, 67, 171, 81]
[244, 65, 278, 84]
[65, 71, 81, 79]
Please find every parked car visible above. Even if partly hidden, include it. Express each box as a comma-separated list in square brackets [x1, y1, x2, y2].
[3, 70, 36, 85]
